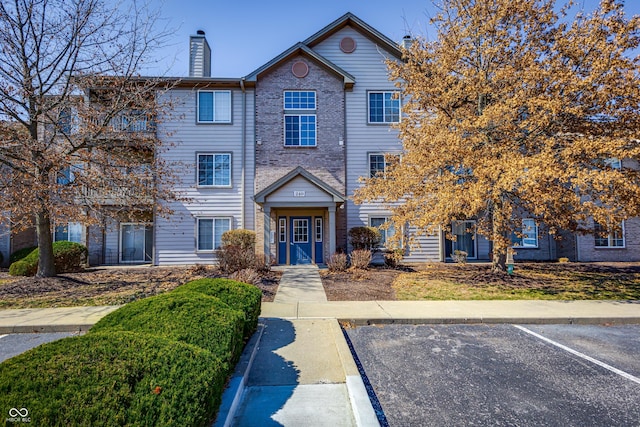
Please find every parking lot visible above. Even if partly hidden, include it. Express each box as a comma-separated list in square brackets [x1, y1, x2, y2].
[346, 324, 640, 427]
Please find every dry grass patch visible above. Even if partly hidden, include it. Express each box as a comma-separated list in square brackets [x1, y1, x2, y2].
[393, 263, 640, 301]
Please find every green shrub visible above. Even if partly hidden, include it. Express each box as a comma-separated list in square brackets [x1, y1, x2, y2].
[9, 246, 37, 263]
[348, 226, 381, 250]
[0, 331, 226, 426]
[51, 241, 88, 272]
[8, 241, 88, 276]
[8, 259, 35, 276]
[221, 229, 256, 250]
[174, 278, 262, 339]
[90, 291, 245, 366]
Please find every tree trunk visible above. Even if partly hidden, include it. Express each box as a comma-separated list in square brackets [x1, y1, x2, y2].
[36, 210, 56, 277]
[490, 202, 509, 274]
[491, 251, 507, 273]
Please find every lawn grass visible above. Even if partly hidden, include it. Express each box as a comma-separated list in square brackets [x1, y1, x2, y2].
[393, 263, 640, 300]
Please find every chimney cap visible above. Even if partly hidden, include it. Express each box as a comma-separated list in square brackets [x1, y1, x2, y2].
[196, 30, 205, 35]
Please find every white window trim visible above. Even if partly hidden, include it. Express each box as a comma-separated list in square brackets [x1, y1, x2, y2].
[367, 90, 401, 124]
[284, 114, 317, 147]
[315, 217, 323, 242]
[196, 217, 232, 253]
[518, 219, 539, 248]
[196, 152, 232, 188]
[283, 90, 317, 110]
[369, 215, 397, 249]
[595, 220, 626, 249]
[53, 222, 84, 243]
[197, 90, 232, 124]
[279, 218, 286, 243]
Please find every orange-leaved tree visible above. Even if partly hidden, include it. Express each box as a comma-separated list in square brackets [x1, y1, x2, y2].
[354, 0, 640, 272]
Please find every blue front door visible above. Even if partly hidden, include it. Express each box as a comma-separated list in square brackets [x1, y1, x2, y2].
[290, 217, 312, 264]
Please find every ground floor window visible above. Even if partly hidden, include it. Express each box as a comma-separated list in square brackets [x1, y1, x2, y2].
[594, 221, 625, 248]
[369, 216, 395, 247]
[519, 219, 538, 248]
[197, 217, 231, 251]
[54, 222, 83, 243]
[121, 223, 152, 262]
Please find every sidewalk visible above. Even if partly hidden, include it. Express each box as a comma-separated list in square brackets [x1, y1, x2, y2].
[224, 265, 377, 426]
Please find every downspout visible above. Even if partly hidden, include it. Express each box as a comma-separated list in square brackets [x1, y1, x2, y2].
[240, 78, 246, 229]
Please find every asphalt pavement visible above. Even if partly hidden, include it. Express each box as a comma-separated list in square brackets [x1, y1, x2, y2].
[345, 323, 640, 426]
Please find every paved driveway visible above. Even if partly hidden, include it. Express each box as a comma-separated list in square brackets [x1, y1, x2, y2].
[345, 324, 640, 427]
[0, 332, 77, 363]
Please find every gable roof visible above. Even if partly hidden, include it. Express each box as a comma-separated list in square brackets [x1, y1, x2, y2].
[244, 43, 355, 88]
[245, 12, 401, 85]
[304, 12, 402, 58]
[253, 166, 345, 204]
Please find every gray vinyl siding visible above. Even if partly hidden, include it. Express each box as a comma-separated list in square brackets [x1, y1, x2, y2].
[403, 230, 443, 263]
[154, 88, 255, 265]
[312, 27, 417, 255]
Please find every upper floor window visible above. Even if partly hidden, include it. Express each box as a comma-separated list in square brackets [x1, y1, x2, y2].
[198, 90, 231, 123]
[369, 154, 386, 178]
[368, 91, 400, 123]
[197, 153, 231, 187]
[284, 91, 316, 109]
[604, 157, 622, 170]
[594, 220, 625, 248]
[284, 91, 316, 146]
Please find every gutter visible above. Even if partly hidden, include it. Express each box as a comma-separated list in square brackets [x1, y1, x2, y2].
[240, 78, 246, 229]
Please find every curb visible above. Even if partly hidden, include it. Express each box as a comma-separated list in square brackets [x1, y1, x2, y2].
[330, 320, 380, 427]
[339, 317, 640, 327]
[213, 323, 265, 427]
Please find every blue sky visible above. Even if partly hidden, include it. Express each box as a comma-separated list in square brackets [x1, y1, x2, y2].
[148, 0, 640, 78]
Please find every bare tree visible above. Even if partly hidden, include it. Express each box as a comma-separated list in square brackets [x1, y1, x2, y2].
[354, 0, 640, 272]
[0, 0, 177, 276]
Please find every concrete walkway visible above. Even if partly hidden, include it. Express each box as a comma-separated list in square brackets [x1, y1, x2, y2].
[228, 265, 376, 426]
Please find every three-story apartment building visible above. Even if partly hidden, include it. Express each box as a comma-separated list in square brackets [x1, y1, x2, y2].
[6, 13, 636, 266]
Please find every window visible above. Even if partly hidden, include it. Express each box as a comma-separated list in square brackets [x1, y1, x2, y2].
[604, 157, 622, 170]
[57, 164, 83, 185]
[292, 219, 309, 243]
[594, 221, 625, 248]
[284, 91, 316, 109]
[368, 91, 400, 123]
[279, 218, 286, 243]
[197, 153, 231, 187]
[369, 154, 386, 178]
[197, 90, 231, 123]
[315, 217, 323, 242]
[197, 218, 231, 251]
[519, 219, 538, 248]
[284, 91, 316, 146]
[54, 222, 83, 243]
[370, 217, 395, 247]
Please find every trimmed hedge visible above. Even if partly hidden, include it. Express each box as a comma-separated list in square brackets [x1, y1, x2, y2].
[8, 241, 88, 276]
[0, 331, 226, 426]
[349, 226, 381, 250]
[90, 291, 245, 366]
[9, 246, 37, 264]
[174, 278, 262, 339]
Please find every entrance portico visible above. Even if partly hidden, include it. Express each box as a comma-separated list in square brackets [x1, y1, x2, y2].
[254, 167, 344, 265]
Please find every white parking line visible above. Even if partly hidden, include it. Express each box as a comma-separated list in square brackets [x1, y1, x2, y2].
[514, 325, 640, 385]
[0, 334, 7, 340]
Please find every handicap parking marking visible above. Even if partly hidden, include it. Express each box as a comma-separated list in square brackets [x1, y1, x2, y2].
[514, 325, 640, 385]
